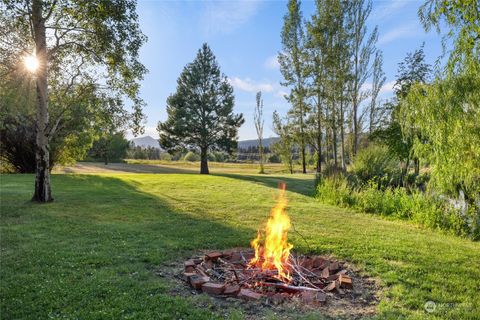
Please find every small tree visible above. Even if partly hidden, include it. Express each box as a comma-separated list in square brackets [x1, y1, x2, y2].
[272, 111, 295, 174]
[158, 44, 244, 174]
[89, 132, 129, 165]
[254, 91, 265, 173]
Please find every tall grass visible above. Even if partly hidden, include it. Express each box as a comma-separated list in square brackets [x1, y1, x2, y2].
[316, 176, 478, 240]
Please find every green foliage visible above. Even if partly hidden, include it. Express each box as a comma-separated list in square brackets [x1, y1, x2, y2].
[419, 0, 480, 74]
[158, 44, 244, 173]
[89, 132, 129, 164]
[316, 176, 478, 239]
[272, 111, 295, 173]
[211, 151, 226, 163]
[268, 153, 281, 163]
[184, 151, 200, 162]
[350, 144, 400, 187]
[159, 153, 172, 161]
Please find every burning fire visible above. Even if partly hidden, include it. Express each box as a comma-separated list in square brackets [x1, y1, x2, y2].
[249, 182, 293, 282]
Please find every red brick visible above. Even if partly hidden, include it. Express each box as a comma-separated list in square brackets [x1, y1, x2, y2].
[184, 259, 195, 268]
[321, 267, 330, 278]
[301, 291, 316, 304]
[190, 275, 210, 290]
[327, 274, 339, 281]
[223, 284, 240, 296]
[205, 252, 222, 261]
[324, 281, 336, 292]
[238, 288, 263, 301]
[182, 272, 197, 281]
[312, 257, 326, 268]
[230, 252, 242, 262]
[338, 274, 352, 289]
[201, 282, 224, 295]
[329, 262, 340, 273]
[185, 265, 196, 273]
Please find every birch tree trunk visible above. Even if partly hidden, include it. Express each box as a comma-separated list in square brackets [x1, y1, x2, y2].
[32, 0, 53, 202]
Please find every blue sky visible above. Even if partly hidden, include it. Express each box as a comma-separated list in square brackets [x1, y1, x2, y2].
[133, 0, 443, 141]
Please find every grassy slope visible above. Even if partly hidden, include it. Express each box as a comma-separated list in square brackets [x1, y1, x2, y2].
[1, 168, 479, 319]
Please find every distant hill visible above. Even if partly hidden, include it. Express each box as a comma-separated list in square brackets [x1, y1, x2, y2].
[238, 137, 280, 149]
[129, 136, 279, 151]
[130, 136, 161, 149]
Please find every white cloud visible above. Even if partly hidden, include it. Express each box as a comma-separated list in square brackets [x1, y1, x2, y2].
[200, 1, 262, 36]
[380, 81, 396, 94]
[264, 54, 280, 70]
[361, 80, 396, 95]
[378, 23, 418, 45]
[275, 90, 289, 98]
[228, 77, 275, 93]
[372, 0, 410, 21]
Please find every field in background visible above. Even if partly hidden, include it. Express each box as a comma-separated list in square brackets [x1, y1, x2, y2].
[2, 162, 479, 319]
[54, 160, 296, 175]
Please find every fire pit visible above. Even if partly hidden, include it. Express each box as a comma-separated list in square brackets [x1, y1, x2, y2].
[180, 183, 355, 305]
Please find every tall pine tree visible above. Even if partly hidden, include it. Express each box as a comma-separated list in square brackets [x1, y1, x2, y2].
[158, 44, 244, 174]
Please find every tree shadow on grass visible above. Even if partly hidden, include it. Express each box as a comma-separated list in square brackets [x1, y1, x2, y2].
[64, 162, 197, 174]
[1, 174, 257, 319]
[211, 172, 316, 197]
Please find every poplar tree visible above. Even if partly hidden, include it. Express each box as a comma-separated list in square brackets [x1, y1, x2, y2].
[347, 0, 377, 156]
[254, 91, 265, 174]
[279, 0, 308, 173]
[369, 51, 386, 134]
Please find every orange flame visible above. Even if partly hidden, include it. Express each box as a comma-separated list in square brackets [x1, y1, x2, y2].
[249, 182, 293, 282]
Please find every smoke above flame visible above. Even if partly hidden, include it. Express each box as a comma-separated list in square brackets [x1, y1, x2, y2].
[249, 182, 293, 282]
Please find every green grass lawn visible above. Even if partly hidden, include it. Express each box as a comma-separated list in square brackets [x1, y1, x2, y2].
[1, 167, 479, 319]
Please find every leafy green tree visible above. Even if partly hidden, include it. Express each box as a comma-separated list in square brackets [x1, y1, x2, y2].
[158, 44, 244, 174]
[400, 0, 480, 238]
[1, 0, 147, 201]
[254, 91, 265, 173]
[279, 0, 309, 173]
[272, 111, 295, 174]
[89, 132, 129, 165]
[374, 46, 431, 181]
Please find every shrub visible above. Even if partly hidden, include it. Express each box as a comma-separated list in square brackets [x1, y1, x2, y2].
[207, 153, 216, 162]
[316, 175, 476, 239]
[351, 144, 400, 188]
[184, 151, 200, 162]
[160, 153, 172, 161]
[212, 152, 226, 162]
[268, 153, 281, 163]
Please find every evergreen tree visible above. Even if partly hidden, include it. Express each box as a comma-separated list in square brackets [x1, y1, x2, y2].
[158, 44, 244, 174]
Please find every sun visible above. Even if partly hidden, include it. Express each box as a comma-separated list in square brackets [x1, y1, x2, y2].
[23, 55, 39, 73]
